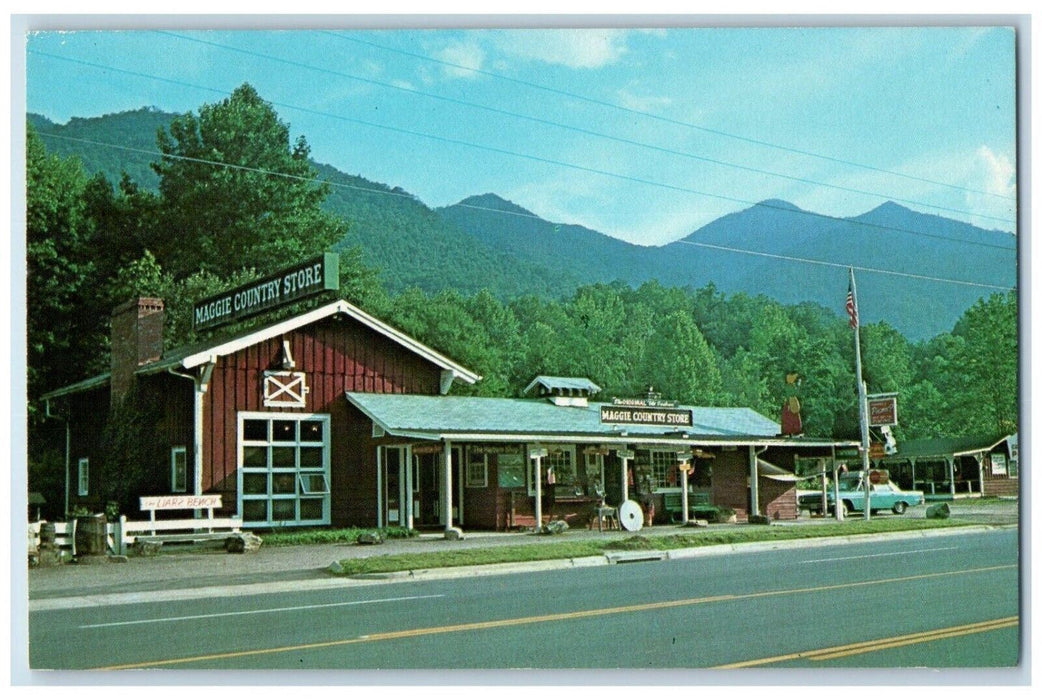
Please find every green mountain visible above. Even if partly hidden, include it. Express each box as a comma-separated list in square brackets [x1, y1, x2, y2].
[27, 109, 1018, 340]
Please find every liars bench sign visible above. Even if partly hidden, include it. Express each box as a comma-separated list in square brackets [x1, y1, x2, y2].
[192, 253, 340, 331]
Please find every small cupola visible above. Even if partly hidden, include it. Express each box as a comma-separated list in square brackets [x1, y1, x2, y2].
[523, 376, 602, 407]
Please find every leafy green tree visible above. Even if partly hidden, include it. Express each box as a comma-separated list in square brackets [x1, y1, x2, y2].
[861, 322, 914, 393]
[152, 83, 346, 279]
[26, 126, 101, 403]
[947, 291, 1018, 436]
[642, 311, 723, 405]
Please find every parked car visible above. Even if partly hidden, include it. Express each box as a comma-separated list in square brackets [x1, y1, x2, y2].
[799, 471, 924, 516]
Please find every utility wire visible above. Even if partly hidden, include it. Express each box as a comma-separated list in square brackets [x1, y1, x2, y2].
[674, 240, 1014, 291]
[154, 30, 1016, 227]
[326, 30, 1016, 205]
[37, 130, 1017, 295]
[28, 49, 1018, 253]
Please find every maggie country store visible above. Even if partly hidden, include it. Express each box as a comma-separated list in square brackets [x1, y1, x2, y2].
[41, 257, 855, 534]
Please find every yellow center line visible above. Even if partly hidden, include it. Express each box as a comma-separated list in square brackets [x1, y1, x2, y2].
[715, 616, 1019, 668]
[95, 564, 1017, 670]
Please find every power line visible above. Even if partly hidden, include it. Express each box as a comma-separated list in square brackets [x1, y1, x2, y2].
[326, 30, 1017, 205]
[37, 130, 1017, 295]
[675, 239, 1014, 291]
[154, 30, 1016, 227]
[28, 49, 1018, 253]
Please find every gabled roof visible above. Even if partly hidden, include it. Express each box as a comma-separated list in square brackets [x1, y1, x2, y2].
[345, 392, 849, 447]
[523, 376, 602, 396]
[42, 299, 481, 400]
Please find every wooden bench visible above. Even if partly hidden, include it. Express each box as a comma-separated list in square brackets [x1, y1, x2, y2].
[663, 491, 714, 523]
[116, 495, 247, 554]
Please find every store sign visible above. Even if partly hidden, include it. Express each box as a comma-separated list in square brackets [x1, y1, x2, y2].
[600, 404, 693, 427]
[867, 393, 899, 426]
[192, 252, 339, 331]
[611, 397, 678, 408]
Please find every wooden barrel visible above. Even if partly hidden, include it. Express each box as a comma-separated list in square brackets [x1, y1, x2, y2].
[75, 514, 107, 555]
[39, 521, 56, 545]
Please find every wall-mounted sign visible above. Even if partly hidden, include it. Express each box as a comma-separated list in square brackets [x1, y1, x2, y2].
[611, 396, 678, 409]
[867, 393, 899, 427]
[192, 252, 339, 331]
[600, 405, 693, 427]
[140, 494, 222, 511]
[616, 449, 635, 460]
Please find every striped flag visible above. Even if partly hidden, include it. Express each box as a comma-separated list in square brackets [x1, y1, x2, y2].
[846, 281, 859, 329]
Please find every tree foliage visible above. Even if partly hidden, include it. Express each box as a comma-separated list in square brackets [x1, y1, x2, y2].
[152, 84, 346, 279]
[26, 85, 1020, 515]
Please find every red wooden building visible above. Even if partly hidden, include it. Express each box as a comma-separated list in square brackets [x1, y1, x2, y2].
[42, 293, 852, 532]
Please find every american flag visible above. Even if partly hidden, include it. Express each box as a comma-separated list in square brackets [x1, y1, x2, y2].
[846, 282, 859, 329]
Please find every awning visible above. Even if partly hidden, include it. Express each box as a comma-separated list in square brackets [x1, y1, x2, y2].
[757, 458, 799, 483]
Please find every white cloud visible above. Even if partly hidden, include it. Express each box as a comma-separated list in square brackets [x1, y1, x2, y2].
[977, 145, 1016, 198]
[434, 40, 486, 79]
[616, 88, 673, 113]
[493, 29, 633, 69]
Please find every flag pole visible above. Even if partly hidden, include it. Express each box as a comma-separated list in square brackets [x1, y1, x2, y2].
[848, 267, 872, 520]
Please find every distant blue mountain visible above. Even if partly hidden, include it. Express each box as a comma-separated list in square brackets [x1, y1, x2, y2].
[443, 195, 1017, 340]
[29, 109, 1017, 340]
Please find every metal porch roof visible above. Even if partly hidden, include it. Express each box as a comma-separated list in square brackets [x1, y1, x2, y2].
[346, 392, 785, 441]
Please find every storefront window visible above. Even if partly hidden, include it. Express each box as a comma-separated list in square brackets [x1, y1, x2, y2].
[548, 447, 577, 492]
[647, 450, 676, 489]
[171, 446, 188, 493]
[466, 451, 488, 487]
[77, 457, 89, 496]
[238, 412, 330, 527]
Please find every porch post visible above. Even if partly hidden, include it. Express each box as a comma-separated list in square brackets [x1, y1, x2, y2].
[748, 446, 760, 518]
[617, 449, 633, 502]
[947, 457, 956, 499]
[443, 440, 454, 532]
[405, 447, 414, 530]
[533, 455, 544, 528]
[678, 450, 693, 524]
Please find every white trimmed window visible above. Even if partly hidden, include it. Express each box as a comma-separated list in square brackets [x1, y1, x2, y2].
[171, 446, 188, 493]
[527, 446, 576, 495]
[648, 450, 676, 490]
[583, 452, 605, 497]
[466, 451, 488, 488]
[238, 413, 331, 527]
[77, 457, 89, 496]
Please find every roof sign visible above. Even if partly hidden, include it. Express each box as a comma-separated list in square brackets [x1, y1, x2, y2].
[600, 404, 693, 427]
[192, 252, 339, 332]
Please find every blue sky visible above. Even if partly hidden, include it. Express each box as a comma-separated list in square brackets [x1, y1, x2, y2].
[24, 24, 1017, 246]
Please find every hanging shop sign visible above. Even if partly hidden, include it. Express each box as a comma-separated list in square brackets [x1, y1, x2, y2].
[867, 393, 899, 427]
[600, 404, 693, 427]
[192, 252, 340, 331]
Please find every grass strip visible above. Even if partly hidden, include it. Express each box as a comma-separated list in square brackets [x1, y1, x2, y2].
[331, 518, 983, 576]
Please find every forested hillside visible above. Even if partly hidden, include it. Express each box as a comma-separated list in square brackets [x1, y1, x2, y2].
[29, 106, 1017, 341]
[26, 85, 1019, 506]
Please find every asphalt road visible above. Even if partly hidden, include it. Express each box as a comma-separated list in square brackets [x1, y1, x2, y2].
[28, 527, 1020, 673]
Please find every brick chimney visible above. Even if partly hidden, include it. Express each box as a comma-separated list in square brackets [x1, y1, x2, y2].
[110, 297, 165, 407]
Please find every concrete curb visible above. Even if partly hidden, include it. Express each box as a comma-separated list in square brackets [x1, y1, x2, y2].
[29, 524, 1012, 612]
